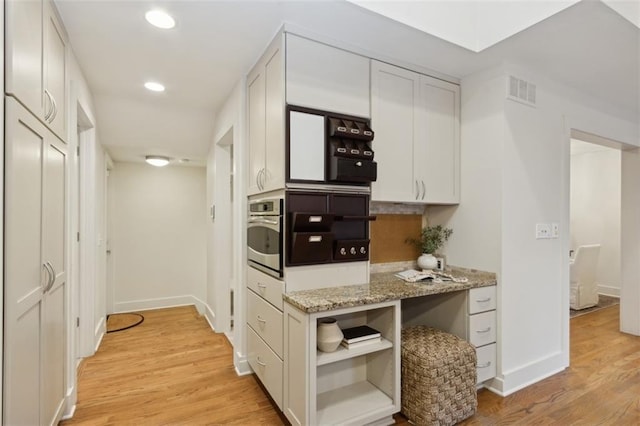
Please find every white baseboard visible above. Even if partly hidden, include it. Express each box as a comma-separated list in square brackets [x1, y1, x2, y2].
[235, 351, 253, 376]
[490, 351, 566, 396]
[61, 387, 77, 420]
[598, 285, 620, 297]
[203, 302, 217, 332]
[94, 316, 105, 352]
[113, 295, 205, 314]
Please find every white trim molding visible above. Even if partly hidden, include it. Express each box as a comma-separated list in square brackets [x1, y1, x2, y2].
[113, 295, 207, 314]
[489, 351, 566, 396]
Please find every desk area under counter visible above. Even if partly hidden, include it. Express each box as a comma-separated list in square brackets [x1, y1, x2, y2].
[282, 267, 497, 426]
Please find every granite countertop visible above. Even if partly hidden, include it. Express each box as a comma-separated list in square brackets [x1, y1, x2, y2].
[284, 266, 497, 313]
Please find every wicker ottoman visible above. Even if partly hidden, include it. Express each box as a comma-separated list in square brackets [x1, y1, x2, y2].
[401, 326, 477, 426]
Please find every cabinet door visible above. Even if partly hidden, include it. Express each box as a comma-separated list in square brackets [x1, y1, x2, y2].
[44, 0, 67, 140]
[417, 76, 460, 204]
[370, 61, 419, 202]
[5, 0, 44, 118]
[263, 44, 285, 192]
[41, 135, 68, 425]
[247, 68, 266, 195]
[4, 98, 46, 426]
[286, 34, 370, 118]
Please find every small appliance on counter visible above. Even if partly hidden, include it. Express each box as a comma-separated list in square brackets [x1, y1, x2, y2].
[287, 105, 377, 186]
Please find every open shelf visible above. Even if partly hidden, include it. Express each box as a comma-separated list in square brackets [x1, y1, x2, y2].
[316, 380, 394, 425]
[316, 338, 393, 366]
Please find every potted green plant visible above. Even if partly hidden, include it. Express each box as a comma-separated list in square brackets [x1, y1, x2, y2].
[406, 225, 453, 270]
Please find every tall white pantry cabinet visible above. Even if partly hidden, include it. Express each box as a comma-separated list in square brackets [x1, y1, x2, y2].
[4, 0, 69, 424]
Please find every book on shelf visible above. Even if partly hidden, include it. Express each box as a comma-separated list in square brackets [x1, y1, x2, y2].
[341, 325, 381, 344]
[340, 336, 382, 349]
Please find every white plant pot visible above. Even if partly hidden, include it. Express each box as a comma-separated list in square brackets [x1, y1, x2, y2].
[417, 253, 438, 270]
[317, 318, 343, 353]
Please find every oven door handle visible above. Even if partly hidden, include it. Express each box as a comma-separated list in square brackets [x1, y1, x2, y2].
[248, 217, 280, 226]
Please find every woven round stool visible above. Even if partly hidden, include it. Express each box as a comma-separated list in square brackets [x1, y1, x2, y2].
[401, 326, 477, 426]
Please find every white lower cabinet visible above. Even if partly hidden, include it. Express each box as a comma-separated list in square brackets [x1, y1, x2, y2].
[246, 267, 286, 409]
[284, 301, 400, 426]
[248, 326, 284, 409]
[402, 286, 498, 385]
[476, 343, 497, 383]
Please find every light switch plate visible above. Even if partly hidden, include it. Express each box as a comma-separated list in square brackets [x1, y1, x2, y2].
[551, 223, 559, 238]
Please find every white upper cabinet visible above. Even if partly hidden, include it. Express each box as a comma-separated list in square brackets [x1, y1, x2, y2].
[370, 61, 418, 202]
[418, 76, 460, 204]
[43, 0, 67, 139]
[5, 0, 67, 141]
[247, 35, 285, 196]
[5, 0, 44, 118]
[371, 60, 460, 204]
[286, 34, 370, 118]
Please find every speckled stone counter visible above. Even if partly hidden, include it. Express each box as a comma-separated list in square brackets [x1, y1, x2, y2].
[284, 266, 497, 313]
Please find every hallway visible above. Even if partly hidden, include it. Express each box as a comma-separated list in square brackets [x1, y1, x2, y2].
[61, 306, 284, 425]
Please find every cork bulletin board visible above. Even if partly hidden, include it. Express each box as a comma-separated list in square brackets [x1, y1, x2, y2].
[370, 214, 422, 264]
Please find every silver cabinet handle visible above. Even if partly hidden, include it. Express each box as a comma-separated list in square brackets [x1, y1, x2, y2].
[49, 91, 58, 123]
[421, 180, 426, 200]
[476, 327, 491, 334]
[256, 315, 266, 324]
[478, 361, 492, 368]
[261, 168, 268, 189]
[415, 180, 419, 200]
[476, 297, 491, 303]
[256, 356, 267, 367]
[43, 262, 55, 292]
[44, 89, 54, 121]
[256, 169, 262, 190]
[46, 261, 56, 292]
[42, 263, 52, 290]
[257, 283, 267, 289]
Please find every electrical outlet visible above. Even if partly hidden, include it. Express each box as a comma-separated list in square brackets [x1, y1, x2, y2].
[536, 223, 551, 239]
[551, 223, 559, 238]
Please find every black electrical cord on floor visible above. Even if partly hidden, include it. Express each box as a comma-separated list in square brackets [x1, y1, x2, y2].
[106, 313, 145, 333]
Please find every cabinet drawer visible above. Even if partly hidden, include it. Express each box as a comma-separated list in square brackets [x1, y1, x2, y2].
[248, 289, 283, 358]
[248, 266, 284, 310]
[468, 286, 496, 314]
[469, 310, 496, 347]
[476, 343, 496, 383]
[247, 326, 283, 409]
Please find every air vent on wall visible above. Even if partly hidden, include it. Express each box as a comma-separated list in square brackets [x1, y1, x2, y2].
[507, 75, 536, 107]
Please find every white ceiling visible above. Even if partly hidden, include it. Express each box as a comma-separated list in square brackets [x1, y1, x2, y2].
[55, 0, 639, 166]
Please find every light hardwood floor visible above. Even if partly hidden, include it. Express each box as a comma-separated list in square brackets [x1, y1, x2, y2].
[61, 306, 285, 425]
[64, 304, 639, 425]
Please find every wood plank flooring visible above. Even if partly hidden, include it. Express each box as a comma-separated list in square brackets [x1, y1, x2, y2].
[61, 306, 285, 425]
[64, 304, 639, 425]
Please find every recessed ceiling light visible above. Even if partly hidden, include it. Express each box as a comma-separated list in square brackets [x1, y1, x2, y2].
[145, 10, 175, 29]
[144, 81, 165, 92]
[145, 155, 170, 167]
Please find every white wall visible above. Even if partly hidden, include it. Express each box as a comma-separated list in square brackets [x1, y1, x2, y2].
[109, 162, 207, 312]
[431, 62, 638, 397]
[570, 141, 621, 296]
[206, 78, 250, 373]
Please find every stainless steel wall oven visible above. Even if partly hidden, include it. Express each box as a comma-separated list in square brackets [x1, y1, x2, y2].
[247, 198, 283, 277]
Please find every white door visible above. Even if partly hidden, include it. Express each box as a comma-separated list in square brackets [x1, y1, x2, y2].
[4, 98, 45, 426]
[41, 135, 67, 425]
[371, 61, 418, 202]
[4, 97, 67, 426]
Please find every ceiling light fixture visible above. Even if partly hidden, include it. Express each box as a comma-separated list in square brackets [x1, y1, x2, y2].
[145, 10, 175, 29]
[144, 81, 165, 92]
[145, 155, 170, 167]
